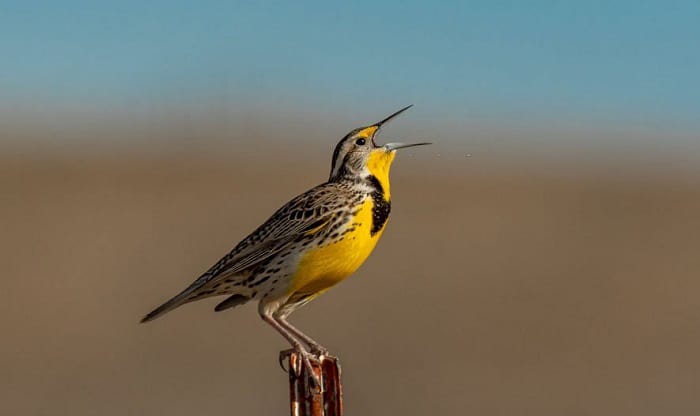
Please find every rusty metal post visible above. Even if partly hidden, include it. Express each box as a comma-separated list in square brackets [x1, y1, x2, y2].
[285, 352, 343, 416]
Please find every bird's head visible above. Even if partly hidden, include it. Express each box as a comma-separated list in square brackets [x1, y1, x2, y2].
[328, 105, 430, 184]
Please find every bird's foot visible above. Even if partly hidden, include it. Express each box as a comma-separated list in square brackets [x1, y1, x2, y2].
[309, 345, 329, 357]
[298, 349, 322, 391]
[279, 348, 322, 391]
[292, 349, 323, 391]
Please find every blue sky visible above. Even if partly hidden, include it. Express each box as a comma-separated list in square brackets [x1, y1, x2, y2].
[1, 1, 699, 136]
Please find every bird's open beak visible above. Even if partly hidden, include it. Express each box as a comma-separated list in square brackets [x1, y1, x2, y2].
[356, 105, 432, 150]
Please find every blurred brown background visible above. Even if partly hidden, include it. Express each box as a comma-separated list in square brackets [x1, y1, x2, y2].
[2, 113, 699, 415]
[4, 1, 700, 413]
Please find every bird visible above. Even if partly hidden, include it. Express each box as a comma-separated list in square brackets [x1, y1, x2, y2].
[141, 105, 430, 385]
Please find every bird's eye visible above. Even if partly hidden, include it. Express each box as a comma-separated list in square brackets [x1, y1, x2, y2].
[355, 138, 366, 146]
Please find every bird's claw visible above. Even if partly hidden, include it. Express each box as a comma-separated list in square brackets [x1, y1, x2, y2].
[279, 348, 324, 391]
[278, 348, 295, 373]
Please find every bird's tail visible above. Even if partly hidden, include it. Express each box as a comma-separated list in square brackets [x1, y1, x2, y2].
[140, 276, 253, 323]
[140, 293, 188, 323]
[140, 277, 208, 323]
[141, 291, 251, 322]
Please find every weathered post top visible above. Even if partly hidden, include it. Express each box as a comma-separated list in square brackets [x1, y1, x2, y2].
[285, 352, 343, 416]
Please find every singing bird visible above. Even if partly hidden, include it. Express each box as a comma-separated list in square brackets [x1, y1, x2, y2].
[141, 106, 430, 383]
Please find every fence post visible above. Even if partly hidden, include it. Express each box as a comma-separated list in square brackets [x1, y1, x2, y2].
[285, 352, 343, 416]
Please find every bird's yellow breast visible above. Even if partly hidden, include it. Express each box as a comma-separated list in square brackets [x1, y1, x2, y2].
[289, 198, 385, 296]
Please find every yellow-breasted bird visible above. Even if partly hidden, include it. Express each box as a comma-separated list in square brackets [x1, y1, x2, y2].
[141, 105, 429, 383]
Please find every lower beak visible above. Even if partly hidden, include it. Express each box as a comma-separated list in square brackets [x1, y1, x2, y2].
[383, 142, 432, 151]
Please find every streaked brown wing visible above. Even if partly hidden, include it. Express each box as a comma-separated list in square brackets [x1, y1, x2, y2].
[140, 184, 341, 322]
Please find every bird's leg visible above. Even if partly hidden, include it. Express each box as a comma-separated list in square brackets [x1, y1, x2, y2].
[276, 316, 329, 357]
[260, 311, 321, 389]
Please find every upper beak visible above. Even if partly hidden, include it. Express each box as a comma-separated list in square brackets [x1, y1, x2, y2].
[374, 104, 414, 128]
[356, 105, 414, 146]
